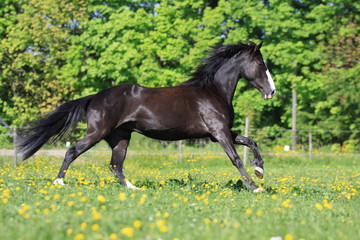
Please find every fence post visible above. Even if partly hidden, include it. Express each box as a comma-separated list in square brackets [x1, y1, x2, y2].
[13, 127, 17, 167]
[292, 87, 297, 151]
[308, 132, 313, 159]
[178, 140, 183, 163]
[243, 117, 250, 165]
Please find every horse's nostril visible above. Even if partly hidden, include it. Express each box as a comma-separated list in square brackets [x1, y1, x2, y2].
[271, 89, 276, 96]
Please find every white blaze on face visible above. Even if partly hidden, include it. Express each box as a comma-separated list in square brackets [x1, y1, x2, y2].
[265, 69, 276, 91]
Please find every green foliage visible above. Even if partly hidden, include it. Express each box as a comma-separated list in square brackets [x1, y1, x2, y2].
[0, 0, 358, 145]
[0, 0, 87, 124]
[60, 0, 225, 96]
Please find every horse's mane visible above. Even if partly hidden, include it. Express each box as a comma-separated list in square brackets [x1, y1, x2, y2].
[180, 42, 256, 88]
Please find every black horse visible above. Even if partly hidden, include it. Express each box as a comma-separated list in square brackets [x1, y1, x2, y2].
[16, 41, 276, 192]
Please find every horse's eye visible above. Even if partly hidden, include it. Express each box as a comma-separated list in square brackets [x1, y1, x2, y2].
[254, 58, 265, 67]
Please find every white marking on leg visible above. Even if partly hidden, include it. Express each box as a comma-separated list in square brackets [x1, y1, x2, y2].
[255, 167, 264, 175]
[265, 69, 276, 91]
[54, 178, 65, 186]
[253, 187, 265, 193]
[125, 180, 140, 190]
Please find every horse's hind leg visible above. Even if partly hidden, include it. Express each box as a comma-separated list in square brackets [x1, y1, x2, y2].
[54, 133, 103, 185]
[231, 131, 264, 179]
[105, 130, 139, 189]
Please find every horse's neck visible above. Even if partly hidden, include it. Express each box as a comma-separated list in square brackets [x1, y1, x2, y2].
[213, 60, 241, 106]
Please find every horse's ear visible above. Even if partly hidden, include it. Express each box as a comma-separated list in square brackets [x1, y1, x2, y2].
[253, 41, 263, 52]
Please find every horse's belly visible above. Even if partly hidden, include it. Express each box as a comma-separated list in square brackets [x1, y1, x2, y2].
[140, 129, 209, 141]
[133, 120, 209, 141]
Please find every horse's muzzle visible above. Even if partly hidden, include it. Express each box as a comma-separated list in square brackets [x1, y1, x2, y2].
[262, 89, 276, 99]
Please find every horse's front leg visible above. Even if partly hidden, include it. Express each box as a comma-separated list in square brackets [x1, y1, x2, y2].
[231, 131, 264, 179]
[213, 130, 262, 192]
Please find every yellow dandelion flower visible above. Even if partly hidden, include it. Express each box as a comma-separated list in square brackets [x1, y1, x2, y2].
[233, 222, 241, 229]
[284, 233, 294, 240]
[256, 210, 263, 216]
[3, 189, 10, 198]
[92, 224, 100, 231]
[138, 194, 147, 205]
[282, 199, 293, 208]
[43, 208, 50, 214]
[80, 197, 88, 202]
[38, 189, 48, 194]
[118, 193, 126, 201]
[315, 203, 323, 211]
[51, 204, 57, 212]
[159, 225, 168, 233]
[54, 194, 60, 200]
[80, 222, 87, 231]
[76, 210, 83, 216]
[324, 202, 333, 209]
[245, 208, 252, 215]
[97, 195, 106, 203]
[92, 211, 102, 220]
[74, 233, 85, 240]
[66, 228, 73, 236]
[18, 208, 25, 215]
[156, 220, 166, 227]
[133, 220, 142, 228]
[67, 201, 75, 207]
[109, 233, 118, 240]
[204, 218, 211, 224]
[22, 203, 30, 211]
[120, 227, 134, 238]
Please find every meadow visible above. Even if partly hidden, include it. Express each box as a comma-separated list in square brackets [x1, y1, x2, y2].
[0, 149, 359, 240]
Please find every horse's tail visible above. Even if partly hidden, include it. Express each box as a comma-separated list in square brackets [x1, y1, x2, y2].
[16, 95, 94, 161]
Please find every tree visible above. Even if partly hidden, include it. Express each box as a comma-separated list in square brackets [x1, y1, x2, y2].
[0, 0, 358, 150]
[0, 0, 86, 125]
[60, 0, 226, 98]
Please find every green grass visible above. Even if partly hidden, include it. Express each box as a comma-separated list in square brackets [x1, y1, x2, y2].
[0, 153, 359, 240]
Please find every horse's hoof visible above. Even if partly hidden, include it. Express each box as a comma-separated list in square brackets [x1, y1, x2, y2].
[254, 167, 264, 179]
[253, 187, 265, 193]
[53, 178, 65, 186]
[125, 180, 140, 190]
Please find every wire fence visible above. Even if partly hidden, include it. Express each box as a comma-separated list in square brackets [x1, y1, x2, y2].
[0, 126, 359, 166]
[0, 126, 360, 152]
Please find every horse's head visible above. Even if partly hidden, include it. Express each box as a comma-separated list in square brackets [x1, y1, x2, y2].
[240, 42, 276, 99]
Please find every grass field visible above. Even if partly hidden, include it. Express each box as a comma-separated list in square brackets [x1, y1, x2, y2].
[0, 152, 359, 240]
